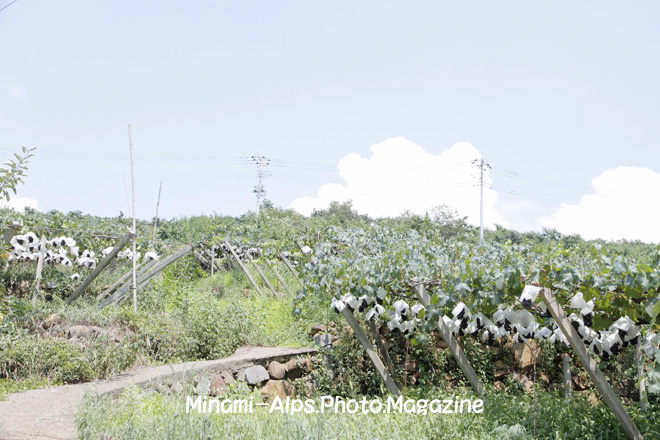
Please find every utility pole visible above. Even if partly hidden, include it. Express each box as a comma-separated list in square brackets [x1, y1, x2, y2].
[472, 157, 490, 242]
[252, 156, 270, 216]
[128, 124, 137, 312]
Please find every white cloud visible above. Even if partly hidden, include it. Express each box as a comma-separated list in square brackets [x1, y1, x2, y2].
[290, 137, 507, 227]
[0, 196, 40, 212]
[6, 85, 26, 100]
[539, 166, 660, 243]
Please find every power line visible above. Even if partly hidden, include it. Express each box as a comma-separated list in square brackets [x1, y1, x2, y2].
[0, 0, 20, 13]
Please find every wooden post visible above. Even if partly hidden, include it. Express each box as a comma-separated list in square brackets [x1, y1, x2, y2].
[412, 283, 486, 397]
[279, 252, 302, 286]
[224, 240, 264, 296]
[367, 320, 398, 381]
[636, 342, 648, 412]
[194, 250, 211, 273]
[341, 307, 401, 397]
[66, 232, 133, 304]
[32, 234, 46, 303]
[97, 259, 153, 301]
[204, 248, 222, 273]
[211, 249, 214, 276]
[245, 253, 279, 297]
[561, 353, 572, 402]
[3, 223, 21, 244]
[539, 288, 643, 440]
[99, 245, 194, 307]
[265, 258, 293, 296]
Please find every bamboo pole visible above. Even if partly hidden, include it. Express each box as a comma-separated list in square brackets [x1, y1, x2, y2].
[341, 307, 401, 397]
[152, 181, 162, 246]
[412, 283, 485, 396]
[66, 232, 133, 304]
[539, 288, 643, 440]
[32, 234, 46, 303]
[128, 124, 137, 312]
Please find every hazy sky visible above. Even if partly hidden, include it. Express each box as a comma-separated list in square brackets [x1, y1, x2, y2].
[1, 1, 659, 242]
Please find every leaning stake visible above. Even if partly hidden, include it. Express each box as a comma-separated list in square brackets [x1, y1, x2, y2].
[539, 288, 643, 440]
[66, 232, 133, 304]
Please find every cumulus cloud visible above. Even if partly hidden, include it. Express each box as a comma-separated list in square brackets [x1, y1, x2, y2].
[0, 196, 40, 212]
[539, 166, 660, 243]
[290, 137, 507, 227]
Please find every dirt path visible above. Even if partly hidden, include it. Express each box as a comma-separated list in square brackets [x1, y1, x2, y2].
[0, 346, 316, 440]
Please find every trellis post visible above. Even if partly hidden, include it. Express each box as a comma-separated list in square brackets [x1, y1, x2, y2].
[66, 232, 133, 304]
[341, 307, 401, 397]
[224, 240, 264, 296]
[412, 282, 486, 396]
[539, 288, 643, 440]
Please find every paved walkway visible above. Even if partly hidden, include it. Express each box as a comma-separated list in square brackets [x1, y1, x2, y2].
[0, 346, 316, 440]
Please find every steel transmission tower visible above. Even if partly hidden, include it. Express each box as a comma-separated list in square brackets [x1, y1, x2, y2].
[252, 156, 271, 216]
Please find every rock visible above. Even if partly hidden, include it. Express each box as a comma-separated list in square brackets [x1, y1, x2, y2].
[220, 370, 235, 386]
[494, 360, 507, 370]
[88, 326, 105, 336]
[511, 339, 540, 370]
[171, 382, 184, 393]
[285, 358, 311, 380]
[197, 376, 211, 395]
[305, 380, 317, 396]
[42, 314, 60, 330]
[268, 361, 287, 380]
[572, 374, 589, 391]
[67, 337, 85, 349]
[210, 374, 227, 397]
[495, 369, 508, 381]
[110, 328, 124, 343]
[244, 365, 269, 385]
[494, 381, 506, 391]
[314, 334, 333, 347]
[580, 390, 599, 405]
[260, 380, 295, 403]
[236, 370, 246, 382]
[436, 339, 449, 349]
[512, 373, 535, 393]
[69, 325, 90, 339]
[310, 325, 327, 337]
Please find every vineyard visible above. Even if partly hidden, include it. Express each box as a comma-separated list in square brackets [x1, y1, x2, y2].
[0, 205, 659, 439]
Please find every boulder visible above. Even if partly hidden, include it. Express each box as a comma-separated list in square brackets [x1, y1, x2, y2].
[313, 334, 333, 347]
[268, 361, 287, 380]
[69, 325, 90, 339]
[494, 381, 506, 391]
[284, 358, 311, 380]
[236, 370, 246, 382]
[244, 365, 269, 385]
[219, 370, 235, 386]
[171, 382, 184, 393]
[260, 380, 295, 403]
[511, 339, 540, 370]
[42, 314, 60, 330]
[210, 374, 227, 397]
[310, 325, 327, 337]
[494, 360, 507, 370]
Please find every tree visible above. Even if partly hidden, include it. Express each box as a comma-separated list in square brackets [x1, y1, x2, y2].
[0, 147, 35, 202]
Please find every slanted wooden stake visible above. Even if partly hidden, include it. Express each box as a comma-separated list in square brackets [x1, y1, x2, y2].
[539, 288, 643, 440]
[100, 245, 194, 307]
[279, 252, 302, 286]
[224, 240, 264, 296]
[97, 259, 154, 301]
[66, 232, 133, 304]
[367, 320, 398, 381]
[341, 307, 401, 397]
[265, 258, 293, 296]
[636, 342, 648, 412]
[561, 353, 572, 402]
[412, 283, 486, 397]
[2, 223, 21, 244]
[152, 181, 162, 246]
[245, 253, 279, 297]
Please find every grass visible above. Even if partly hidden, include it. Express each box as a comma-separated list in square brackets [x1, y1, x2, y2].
[75, 385, 660, 440]
[0, 377, 52, 400]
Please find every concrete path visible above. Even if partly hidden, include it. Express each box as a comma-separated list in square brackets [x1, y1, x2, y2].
[0, 346, 316, 440]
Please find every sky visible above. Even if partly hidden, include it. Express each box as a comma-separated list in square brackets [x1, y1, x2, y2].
[1, 1, 659, 243]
